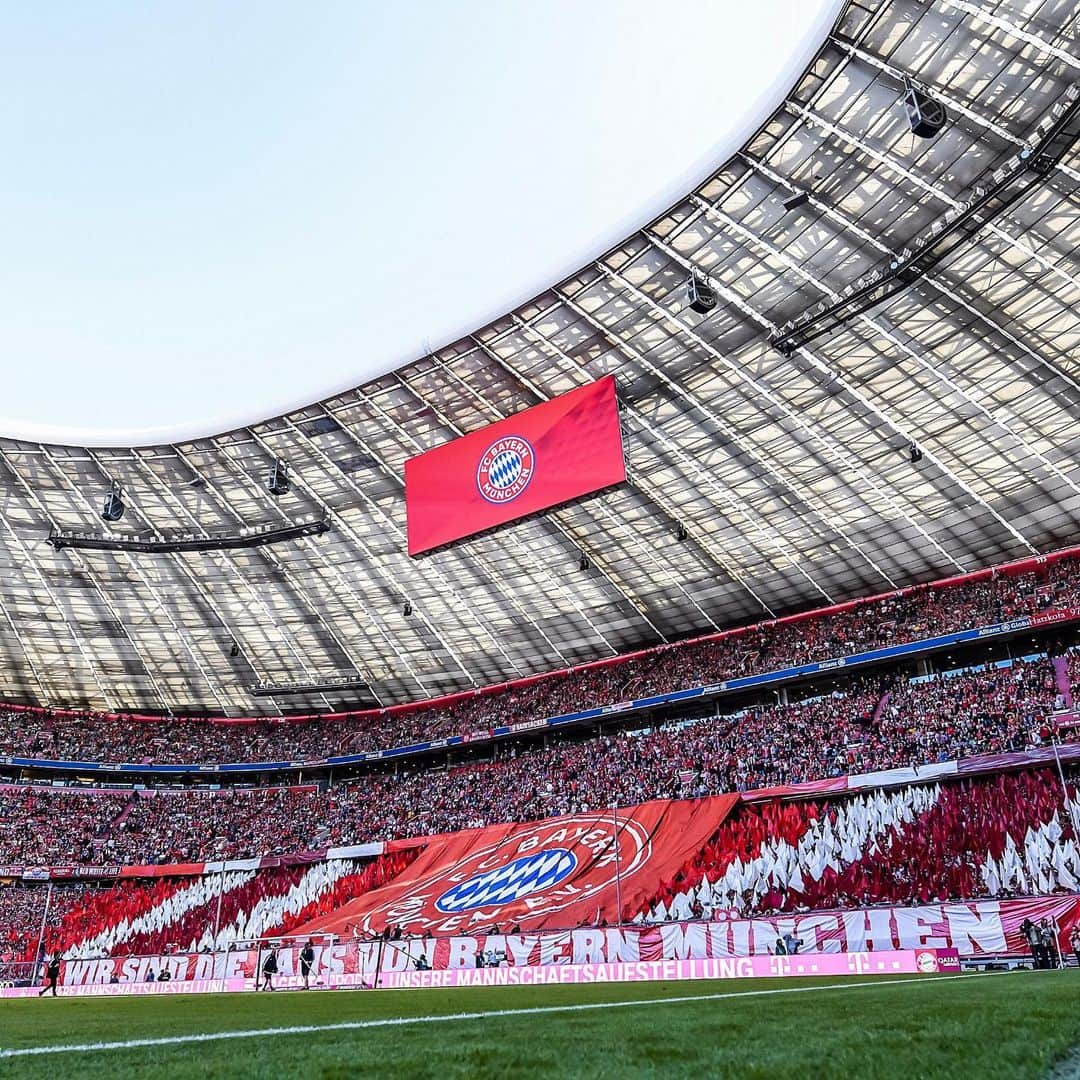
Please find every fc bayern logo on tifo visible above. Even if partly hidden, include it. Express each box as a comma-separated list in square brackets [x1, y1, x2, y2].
[348, 813, 653, 935]
[435, 848, 578, 913]
[476, 436, 535, 505]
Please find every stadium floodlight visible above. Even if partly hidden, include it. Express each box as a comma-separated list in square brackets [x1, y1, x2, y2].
[267, 459, 290, 497]
[101, 481, 124, 523]
[578, 552, 591, 571]
[686, 275, 717, 315]
[902, 80, 947, 138]
[908, 442, 924, 464]
[782, 190, 810, 212]
[676, 524, 689, 542]
[402, 600, 413, 617]
[229, 641, 240, 658]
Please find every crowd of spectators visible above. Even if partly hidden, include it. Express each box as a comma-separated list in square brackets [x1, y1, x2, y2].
[1068, 649, 1080, 706]
[867, 659, 1061, 768]
[0, 787, 130, 866]
[0, 655, 1065, 868]
[319, 656, 1055, 842]
[1, 554, 1077, 767]
[102, 786, 353, 866]
[0, 883, 91, 967]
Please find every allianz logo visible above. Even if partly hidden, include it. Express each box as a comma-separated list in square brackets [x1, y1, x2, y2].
[435, 848, 578, 913]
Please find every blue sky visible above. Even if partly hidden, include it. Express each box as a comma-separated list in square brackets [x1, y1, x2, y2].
[1, 0, 839, 445]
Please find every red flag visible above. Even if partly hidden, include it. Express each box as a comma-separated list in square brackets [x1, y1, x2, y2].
[405, 376, 626, 556]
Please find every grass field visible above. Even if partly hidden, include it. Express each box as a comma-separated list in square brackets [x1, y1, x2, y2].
[1, 971, 1078, 1078]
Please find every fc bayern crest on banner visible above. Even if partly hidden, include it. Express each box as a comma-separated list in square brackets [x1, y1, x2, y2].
[476, 436, 535, 505]
[435, 848, 578, 913]
[346, 812, 652, 935]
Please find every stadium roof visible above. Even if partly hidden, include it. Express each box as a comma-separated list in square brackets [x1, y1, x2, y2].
[0, 0, 1078, 716]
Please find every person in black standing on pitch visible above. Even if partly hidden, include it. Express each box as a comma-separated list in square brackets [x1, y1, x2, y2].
[1041, 919, 1060, 969]
[38, 952, 62, 997]
[261, 947, 278, 991]
[1032, 919, 1049, 969]
[299, 940, 315, 990]
[1021, 918, 1043, 968]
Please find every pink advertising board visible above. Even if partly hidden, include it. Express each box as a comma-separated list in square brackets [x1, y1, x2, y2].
[1, 949, 959, 999]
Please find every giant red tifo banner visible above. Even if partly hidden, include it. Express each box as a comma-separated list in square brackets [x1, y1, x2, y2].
[298, 796, 737, 937]
[404, 375, 626, 556]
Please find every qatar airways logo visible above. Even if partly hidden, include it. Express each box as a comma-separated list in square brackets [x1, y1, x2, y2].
[476, 437, 535, 505]
[435, 848, 577, 913]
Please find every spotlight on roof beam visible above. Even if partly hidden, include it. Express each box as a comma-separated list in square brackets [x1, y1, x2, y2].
[676, 524, 689, 543]
[266, 459, 290, 497]
[229, 641, 240, 658]
[782, 190, 810, 213]
[908, 442, 924, 464]
[402, 600, 412, 617]
[578, 552, 590, 572]
[902, 81, 946, 139]
[686, 275, 717, 315]
[101, 481, 124, 523]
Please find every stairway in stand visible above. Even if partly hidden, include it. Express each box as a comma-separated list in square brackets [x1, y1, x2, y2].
[1053, 655, 1075, 711]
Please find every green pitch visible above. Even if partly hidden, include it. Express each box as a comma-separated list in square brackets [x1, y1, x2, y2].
[1, 971, 1077, 1078]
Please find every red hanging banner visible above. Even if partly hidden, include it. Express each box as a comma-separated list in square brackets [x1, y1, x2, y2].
[404, 376, 626, 556]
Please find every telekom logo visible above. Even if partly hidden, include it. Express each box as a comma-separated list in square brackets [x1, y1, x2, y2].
[846, 953, 869, 975]
[768, 955, 791, 978]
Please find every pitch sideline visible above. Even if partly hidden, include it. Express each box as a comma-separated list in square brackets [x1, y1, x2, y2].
[0, 971, 1012, 1059]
